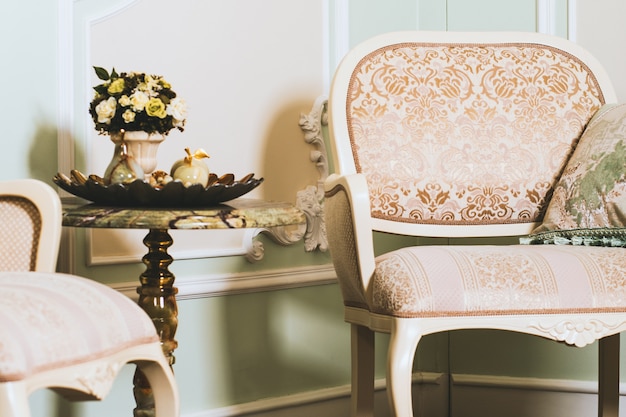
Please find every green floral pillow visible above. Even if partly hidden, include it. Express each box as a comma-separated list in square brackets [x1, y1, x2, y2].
[522, 103, 626, 246]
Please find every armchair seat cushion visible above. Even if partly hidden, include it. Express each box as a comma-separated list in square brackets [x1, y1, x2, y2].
[0, 272, 159, 382]
[372, 245, 626, 317]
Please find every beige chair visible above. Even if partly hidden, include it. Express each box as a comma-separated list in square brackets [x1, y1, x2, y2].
[0, 179, 178, 417]
[324, 31, 626, 417]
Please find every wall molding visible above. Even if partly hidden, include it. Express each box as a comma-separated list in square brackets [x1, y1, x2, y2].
[57, 0, 76, 274]
[112, 264, 337, 300]
[452, 373, 622, 394]
[537, 0, 558, 35]
[537, 0, 578, 41]
[57, 0, 75, 179]
[329, 0, 350, 85]
[57, 0, 141, 274]
[567, 0, 578, 42]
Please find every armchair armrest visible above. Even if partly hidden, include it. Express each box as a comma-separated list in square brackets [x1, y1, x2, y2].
[324, 173, 376, 307]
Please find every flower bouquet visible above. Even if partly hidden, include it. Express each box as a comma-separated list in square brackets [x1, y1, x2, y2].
[89, 66, 187, 135]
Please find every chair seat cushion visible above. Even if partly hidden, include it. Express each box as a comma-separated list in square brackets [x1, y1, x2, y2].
[0, 272, 159, 382]
[372, 245, 626, 317]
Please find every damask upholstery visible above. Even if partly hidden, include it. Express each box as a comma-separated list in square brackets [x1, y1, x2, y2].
[324, 31, 624, 417]
[0, 179, 178, 417]
[347, 40, 604, 227]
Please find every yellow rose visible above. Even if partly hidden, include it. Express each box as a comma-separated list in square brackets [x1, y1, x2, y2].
[107, 78, 125, 95]
[145, 98, 167, 119]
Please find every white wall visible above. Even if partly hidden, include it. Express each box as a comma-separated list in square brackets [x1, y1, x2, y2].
[575, 0, 626, 101]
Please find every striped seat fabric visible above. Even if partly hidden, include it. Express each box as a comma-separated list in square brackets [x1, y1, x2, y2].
[0, 272, 159, 382]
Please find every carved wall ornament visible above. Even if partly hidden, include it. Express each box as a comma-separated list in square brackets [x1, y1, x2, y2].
[296, 96, 329, 252]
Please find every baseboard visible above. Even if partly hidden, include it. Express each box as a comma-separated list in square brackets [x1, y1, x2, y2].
[110, 264, 338, 299]
[184, 372, 445, 417]
[451, 373, 626, 417]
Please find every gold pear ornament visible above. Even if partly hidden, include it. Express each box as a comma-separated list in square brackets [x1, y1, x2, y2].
[171, 147, 210, 187]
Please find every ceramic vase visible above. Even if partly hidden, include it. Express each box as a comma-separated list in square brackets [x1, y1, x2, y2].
[110, 131, 165, 178]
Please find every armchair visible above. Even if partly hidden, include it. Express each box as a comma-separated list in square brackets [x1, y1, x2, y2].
[0, 179, 178, 417]
[324, 31, 626, 417]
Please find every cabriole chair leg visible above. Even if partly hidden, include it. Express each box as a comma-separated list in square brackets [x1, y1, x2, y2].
[387, 321, 421, 417]
[139, 360, 179, 417]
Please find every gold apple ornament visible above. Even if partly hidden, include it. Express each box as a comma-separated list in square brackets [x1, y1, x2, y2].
[171, 147, 211, 187]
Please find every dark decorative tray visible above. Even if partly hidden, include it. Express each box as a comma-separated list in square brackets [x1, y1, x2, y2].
[54, 170, 264, 207]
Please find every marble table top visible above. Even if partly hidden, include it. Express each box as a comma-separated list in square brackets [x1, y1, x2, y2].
[62, 198, 306, 230]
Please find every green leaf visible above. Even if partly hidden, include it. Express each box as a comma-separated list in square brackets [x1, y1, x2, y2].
[93, 66, 110, 81]
[111, 68, 119, 79]
[159, 94, 171, 105]
[93, 85, 108, 95]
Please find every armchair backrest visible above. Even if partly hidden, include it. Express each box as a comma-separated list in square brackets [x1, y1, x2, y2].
[0, 179, 62, 272]
[328, 31, 617, 238]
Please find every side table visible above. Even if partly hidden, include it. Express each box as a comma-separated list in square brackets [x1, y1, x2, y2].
[61, 198, 306, 416]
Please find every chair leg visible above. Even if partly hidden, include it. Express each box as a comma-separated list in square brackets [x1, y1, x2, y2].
[598, 334, 620, 417]
[387, 320, 421, 417]
[351, 324, 375, 417]
[0, 382, 31, 417]
[136, 359, 180, 417]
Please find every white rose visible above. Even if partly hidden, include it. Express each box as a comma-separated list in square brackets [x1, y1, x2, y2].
[144, 75, 160, 94]
[119, 95, 131, 107]
[122, 109, 136, 123]
[166, 97, 187, 125]
[130, 91, 150, 111]
[95, 96, 117, 124]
